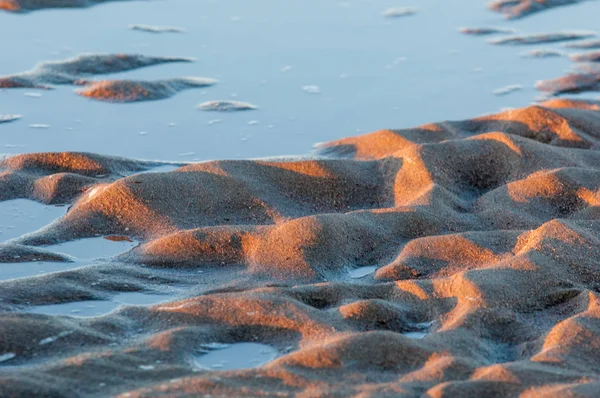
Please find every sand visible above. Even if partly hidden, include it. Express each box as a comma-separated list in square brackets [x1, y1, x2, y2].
[0, 53, 196, 94]
[0, 0, 135, 13]
[0, 99, 600, 396]
[489, 0, 591, 19]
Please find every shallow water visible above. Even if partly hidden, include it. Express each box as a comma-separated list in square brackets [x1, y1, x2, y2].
[194, 343, 278, 371]
[349, 265, 378, 279]
[0, 199, 65, 241]
[49, 236, 138, 259]
[27, 291, 174, 317]
[1, 0, 599, 162]
[0, 260, 79, 281]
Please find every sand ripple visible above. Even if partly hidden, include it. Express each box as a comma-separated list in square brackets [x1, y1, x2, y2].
[1, 100, 600, 396]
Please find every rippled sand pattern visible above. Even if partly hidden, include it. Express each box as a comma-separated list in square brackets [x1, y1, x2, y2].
[2, 100, 600, 396]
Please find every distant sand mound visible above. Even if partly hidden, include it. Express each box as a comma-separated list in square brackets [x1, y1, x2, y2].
[489, 0, 591, 19]
[0, 0, 137, 13]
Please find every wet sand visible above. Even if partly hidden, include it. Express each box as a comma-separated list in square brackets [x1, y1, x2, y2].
[2, 1, 600, 397]
[0, 99, 599, 396]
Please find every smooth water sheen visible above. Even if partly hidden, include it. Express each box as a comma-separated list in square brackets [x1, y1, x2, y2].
[0, 261, 80, 281]
[0, 199, 65, 242]
[27, 291, 174, 317]
[194, 343, 279, 370]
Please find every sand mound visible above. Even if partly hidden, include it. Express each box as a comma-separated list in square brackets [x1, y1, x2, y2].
[0, 53, 194, 90]
[0, 152, 178, 204]
[489, 0, 589, 19]
[536, 63, 600, 95]
[129, 24, 185, 34]
[77, 77, 217, 103]
[459, 27, 517, 36]
[0, 0, 135, 13]
[570, 51, 600, 62]
[564, 39, 600, 49]
[3, 99, 600, 396]
[489, 31, 596, 45]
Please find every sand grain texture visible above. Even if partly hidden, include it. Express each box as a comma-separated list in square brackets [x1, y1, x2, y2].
[2, 100, 600, 397]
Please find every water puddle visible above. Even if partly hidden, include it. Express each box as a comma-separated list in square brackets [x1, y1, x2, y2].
[404, 321, 434, 339]
[349, 265, 378, 279]
[49, 236, 138, 259]
[27, 291, 174, 317]
[0, 199, 66, 242]
[194, 343, 278, 371]
[0, 261, 82, 281]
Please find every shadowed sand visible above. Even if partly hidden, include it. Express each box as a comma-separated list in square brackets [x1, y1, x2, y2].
[2, 100, 600, 396]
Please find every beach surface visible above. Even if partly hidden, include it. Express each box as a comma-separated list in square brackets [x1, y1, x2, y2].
[2, 1, 600, 397]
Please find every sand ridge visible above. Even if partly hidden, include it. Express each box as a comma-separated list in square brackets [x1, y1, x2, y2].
[1, 100, 600, 396]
